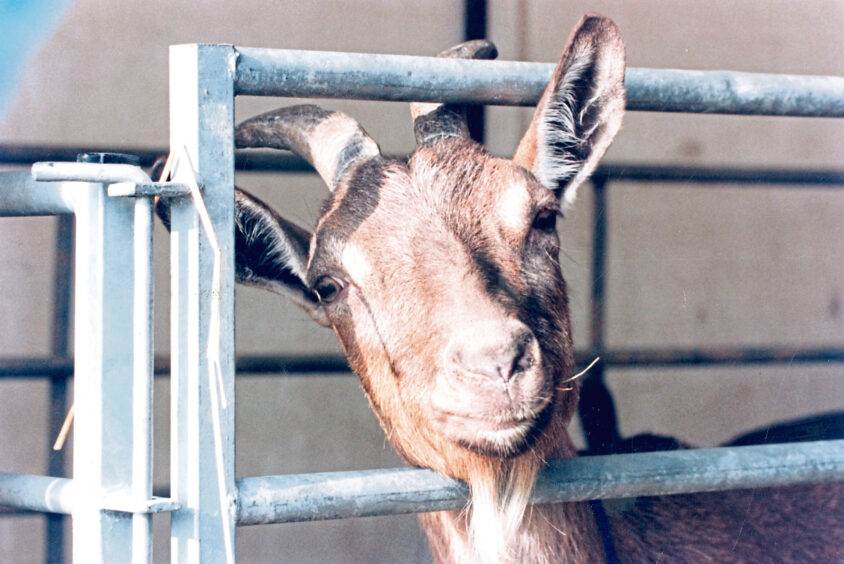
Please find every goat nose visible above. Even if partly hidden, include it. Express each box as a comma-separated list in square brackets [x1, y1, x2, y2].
[448, 322, 538, 382]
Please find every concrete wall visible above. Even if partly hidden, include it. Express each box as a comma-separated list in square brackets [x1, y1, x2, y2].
[1, 1, 842, 562]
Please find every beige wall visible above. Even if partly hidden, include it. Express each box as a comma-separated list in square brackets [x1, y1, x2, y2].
[1, 1, 842, 562]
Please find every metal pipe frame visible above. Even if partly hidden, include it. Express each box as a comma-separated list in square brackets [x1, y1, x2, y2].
[0, 162, 164, 561]
[229, 43, 844, 556]
[1, 40, 843, 563]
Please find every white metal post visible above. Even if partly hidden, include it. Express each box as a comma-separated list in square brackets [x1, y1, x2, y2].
[168, 44, 237, 563]
[72, 179, 154, 561]
[132, 195, 154, 562]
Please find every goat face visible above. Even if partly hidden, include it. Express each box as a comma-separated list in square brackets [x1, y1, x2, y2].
[314, 140, 571, 464]
[222, 14, 625, 478]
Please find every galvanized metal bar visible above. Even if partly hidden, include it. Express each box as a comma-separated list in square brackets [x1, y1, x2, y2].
[32, 161, 152, 185]
[0, 472, 178, 516]
[532, 439, 844, 502]
[0, 144, 166, 167]
[624, 68, 844, 116]
[227, 347, 844, 372]
[168, 43, 237, 563]
[5, 147, 844, 187]
[71, 180, 138, 561]
[1, 345, 843, 380]
[236, 440, 844, 525]
[579, 177, 621, 453]
[462, 0, 488, 143]
[236, 467, 469, 526]
[0, 171, 76, 216]
[592, 164, 844, 185]
[131, 195, 154, 563]
[0, 473, 74, 515]
[234, 48, 844, 117]
[46, 212, 74, 564]
[600, 347, 844, 366]
[589, 177, 609, 357]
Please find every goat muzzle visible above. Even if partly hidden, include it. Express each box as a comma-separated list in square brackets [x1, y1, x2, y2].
[430, 320, 552, 456]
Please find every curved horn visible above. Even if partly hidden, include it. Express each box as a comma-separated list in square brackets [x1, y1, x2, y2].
[410, 40, 498, 145]
[235, 104, 381, 191]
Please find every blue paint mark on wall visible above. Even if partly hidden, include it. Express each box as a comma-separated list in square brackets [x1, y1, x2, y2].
[0, 0, 72, 117]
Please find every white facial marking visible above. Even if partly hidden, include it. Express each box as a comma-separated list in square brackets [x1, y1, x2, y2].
[312, 113, 379, 187]
[342, 242, 373, 285]
[498, 183, 531, 232]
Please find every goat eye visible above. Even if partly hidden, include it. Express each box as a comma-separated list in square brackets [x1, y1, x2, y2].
[313, 275, 345, 304]
[532, 209, 559, 233]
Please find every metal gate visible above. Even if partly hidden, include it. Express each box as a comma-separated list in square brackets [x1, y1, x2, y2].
[1, 44, 843, 562]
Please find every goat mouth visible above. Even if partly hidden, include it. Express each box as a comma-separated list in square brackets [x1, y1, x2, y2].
[433, 403, 553, 458]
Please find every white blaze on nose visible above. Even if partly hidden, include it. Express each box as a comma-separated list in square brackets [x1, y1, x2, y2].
[497, 183, 531, 232]
[342, 242, 373, 284]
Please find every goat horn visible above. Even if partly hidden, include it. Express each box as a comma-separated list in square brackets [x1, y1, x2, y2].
[235, 104, 381, 191]
[410, 40, 498, 145]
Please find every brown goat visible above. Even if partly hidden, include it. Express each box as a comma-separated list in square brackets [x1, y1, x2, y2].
[161, 14, 843, 563]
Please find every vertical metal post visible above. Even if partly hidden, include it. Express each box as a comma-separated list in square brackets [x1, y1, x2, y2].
[578, 177, 621, 453]
[463, 0, 487, 143]
[46, 214, 73, 563]
[72, 180, 154, 561]
[132, 196, 154, 562]
[168, 44, 237, 563]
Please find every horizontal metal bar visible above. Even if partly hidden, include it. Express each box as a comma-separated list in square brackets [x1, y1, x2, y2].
[532, 439, 844, 503]
[592, 164, 844, 186]
[234, 47, 844, 117]
[236, 467, 468, 525]
[0, 473, 179, 515]
[235, 440, 844, 525]
[598, 347, 844, 367]
[7, 439, 841, 521]
[5, 145, 844, 187]
[0, 145, 165, 168]
[0, 346, 841, 379]
[31, 161, 151, 185]
[625, 68, 844, 116]
[0, 473, 74, 515]
[0, 171, 76, 216]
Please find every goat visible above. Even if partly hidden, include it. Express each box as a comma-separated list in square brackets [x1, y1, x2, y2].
[158, 14, 843, 563]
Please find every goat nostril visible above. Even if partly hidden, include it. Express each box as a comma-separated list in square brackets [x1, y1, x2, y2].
[512, 343, 534, 375]
[509, 333, 537, 379]
[449, 326, 538, 383]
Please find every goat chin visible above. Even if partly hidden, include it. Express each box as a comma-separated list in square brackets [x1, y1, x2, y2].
[467, 455, 541, 563]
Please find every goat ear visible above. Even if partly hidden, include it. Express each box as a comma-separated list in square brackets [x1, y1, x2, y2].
[151, 157, 328, 326]
[233, 189, 329, 326]
[513, 14, 625, 209]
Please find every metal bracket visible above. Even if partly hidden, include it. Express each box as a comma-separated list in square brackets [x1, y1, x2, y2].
[108, 181, 191, 198]
[99, 495, 181, 515]
[31, 160, 191, 200]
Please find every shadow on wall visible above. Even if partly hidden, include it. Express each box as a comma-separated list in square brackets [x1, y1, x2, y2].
[0, 0, 71, 116]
